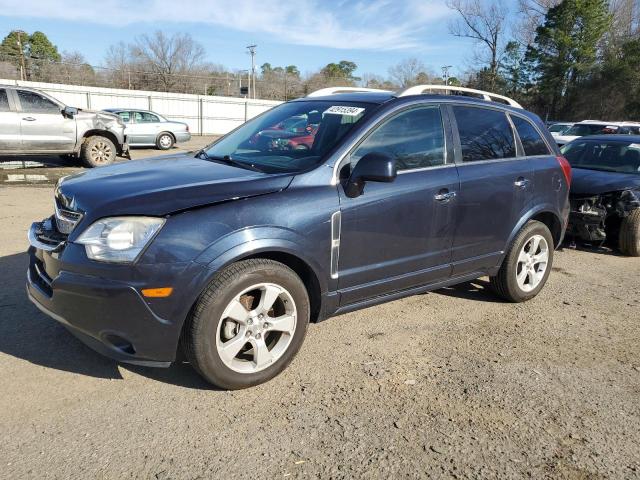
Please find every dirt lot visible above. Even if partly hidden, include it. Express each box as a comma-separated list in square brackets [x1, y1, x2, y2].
[0, 145, 639, 479]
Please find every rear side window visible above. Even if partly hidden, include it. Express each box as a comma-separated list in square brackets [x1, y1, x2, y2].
[453, 106, 516, 162]
[0, 89, 9, 112]
[17, 90, 59, 113]
[351, 106, 445, 171]
[511, 116, 550, 156]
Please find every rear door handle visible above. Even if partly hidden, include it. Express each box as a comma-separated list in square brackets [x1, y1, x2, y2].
[514, 177, 530, 188]
[434, 190, 457, 202]
[22, 117, 36, 121]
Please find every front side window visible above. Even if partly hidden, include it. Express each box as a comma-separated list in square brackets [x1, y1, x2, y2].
[512, 116, 550, 156]
[117, 111, 132, 123]
[0, 89, 9, 112]
[204, 101, 372, 174]
[561, 140, 640, 174]
[17, 90, 59, 113]
[350, 106, 445, 171]
[453, 106, 516, 162]
[134, 112, 160, 123]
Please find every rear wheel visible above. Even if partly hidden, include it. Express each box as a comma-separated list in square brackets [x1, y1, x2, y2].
[618, 209, 640, 256]
[182, 259, 309, 389]
[156, 133, 174, 150]
[80, 135, 116, 167]
[490, 220, 554, 302]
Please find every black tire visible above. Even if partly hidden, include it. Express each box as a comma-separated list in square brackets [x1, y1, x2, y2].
[182, 259, 310, 389]
[618, 209, 640, 256]
[156, 132, 174, 150]
[80, 135, 116, 168]
[490, 220, 554, 302]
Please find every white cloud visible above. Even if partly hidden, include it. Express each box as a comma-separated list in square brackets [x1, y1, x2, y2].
[0, 0, 452, 51]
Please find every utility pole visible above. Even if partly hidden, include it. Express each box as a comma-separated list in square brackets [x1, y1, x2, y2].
[246, 44, 257, 99]
[15, 30, 27, 81]
[441, 65, 453, 86]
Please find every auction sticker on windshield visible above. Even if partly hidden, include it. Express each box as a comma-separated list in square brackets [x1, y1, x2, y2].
[324, 106, 366, 116]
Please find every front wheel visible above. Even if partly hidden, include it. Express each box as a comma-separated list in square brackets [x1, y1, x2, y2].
[618, 209, 640, 256]
[490, 220, 554, 302]
[182, 259, 310, 389]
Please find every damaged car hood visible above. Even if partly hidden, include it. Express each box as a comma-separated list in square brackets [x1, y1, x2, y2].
[56, 153, 294, 221]
[571, 168, 640, 196]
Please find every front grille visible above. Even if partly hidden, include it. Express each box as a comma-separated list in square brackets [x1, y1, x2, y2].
[54, 203, 82, 235]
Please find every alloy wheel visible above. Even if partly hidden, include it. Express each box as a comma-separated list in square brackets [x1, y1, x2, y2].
[216, 283, 297, 374]
[515, 234, 549, 292]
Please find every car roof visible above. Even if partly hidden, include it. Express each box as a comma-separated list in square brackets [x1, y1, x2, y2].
[569, 134, 640, 142]
[291, 91, 533, 115]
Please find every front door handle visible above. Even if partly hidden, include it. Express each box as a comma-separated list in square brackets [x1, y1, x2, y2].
[434, 190, 457, 202]
[514, 177, 530, 188]
[22, 117, 36, 121]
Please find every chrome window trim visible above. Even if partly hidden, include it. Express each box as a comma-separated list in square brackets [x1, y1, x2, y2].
[330, 100, 448, 184]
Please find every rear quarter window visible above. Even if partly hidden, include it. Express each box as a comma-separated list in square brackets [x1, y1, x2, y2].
[452, 106, 516, 162]
[511, 116, 550, 156]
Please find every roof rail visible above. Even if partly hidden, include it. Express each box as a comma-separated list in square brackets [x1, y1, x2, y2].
[397, 84, 523, 109]
[306, 87, 393, 97]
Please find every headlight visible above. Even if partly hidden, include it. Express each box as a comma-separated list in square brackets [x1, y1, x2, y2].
[76, 217, 165, 263]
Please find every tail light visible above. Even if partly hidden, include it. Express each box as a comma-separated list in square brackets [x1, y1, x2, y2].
[557, 155, 572, 186]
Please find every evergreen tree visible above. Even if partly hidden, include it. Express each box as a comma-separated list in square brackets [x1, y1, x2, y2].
[526, 0, 612, 118]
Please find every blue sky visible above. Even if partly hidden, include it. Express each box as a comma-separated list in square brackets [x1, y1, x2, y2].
[0, 0, 505, 79]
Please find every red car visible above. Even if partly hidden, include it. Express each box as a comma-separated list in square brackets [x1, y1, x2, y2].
[251, 115, 319, 150]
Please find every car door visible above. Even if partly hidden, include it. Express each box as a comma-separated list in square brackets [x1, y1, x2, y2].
[127, 111, 161, 145]
[0, 88, 20, 152]
[16, 89, 76, 152]
[448, 105, 533, 275]
[337, 104, 459, 306]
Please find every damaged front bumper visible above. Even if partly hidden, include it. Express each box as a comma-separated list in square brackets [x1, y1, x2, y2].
[567, 190, 640, 244]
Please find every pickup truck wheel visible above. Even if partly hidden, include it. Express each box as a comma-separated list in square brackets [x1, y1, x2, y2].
[182, 259, 310, 389]
[618, 209, 640, 256]
[80, 136, 116, 167]
[156, 133, 174, 150]
[490, 220, 554, 302]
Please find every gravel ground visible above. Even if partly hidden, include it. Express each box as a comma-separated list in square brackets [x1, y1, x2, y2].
[0, 158, 639, 478]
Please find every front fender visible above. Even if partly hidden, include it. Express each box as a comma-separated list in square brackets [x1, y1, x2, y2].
[194, 226, 329, 293]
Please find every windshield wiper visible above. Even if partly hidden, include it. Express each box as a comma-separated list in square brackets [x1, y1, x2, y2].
[197, 151, 264, 173]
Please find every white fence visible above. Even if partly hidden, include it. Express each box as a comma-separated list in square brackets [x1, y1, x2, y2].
[0, 79, 282, 135]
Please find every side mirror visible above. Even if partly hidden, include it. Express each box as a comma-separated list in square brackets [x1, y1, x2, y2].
[62, 106, 78, 118]
[345, 152, 397, 198]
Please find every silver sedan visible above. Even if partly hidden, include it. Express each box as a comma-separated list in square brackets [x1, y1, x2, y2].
[103, 109, 191, 150]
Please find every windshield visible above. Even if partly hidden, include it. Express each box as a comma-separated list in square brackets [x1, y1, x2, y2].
[203, 101, 372, 173]
[549, 124, 570, 133]
[561, 140, 640, 174]
[564, 124, 616, 136]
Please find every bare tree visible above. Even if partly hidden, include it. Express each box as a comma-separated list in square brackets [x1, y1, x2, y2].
[388, 58, 436, 87]
[129, 31, 206, 92]
[447, 0, 508, 89]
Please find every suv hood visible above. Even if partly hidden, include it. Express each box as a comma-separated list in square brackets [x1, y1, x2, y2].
[571, 167, 640, 196]
[56, 153, 293, 221]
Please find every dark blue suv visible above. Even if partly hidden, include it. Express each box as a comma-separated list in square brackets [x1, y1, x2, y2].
[27, 86, 571, 389]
